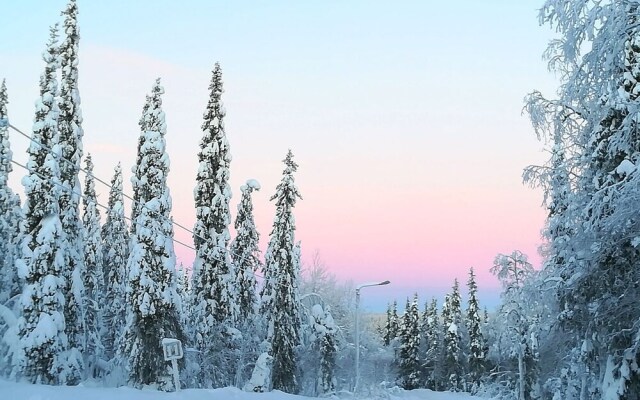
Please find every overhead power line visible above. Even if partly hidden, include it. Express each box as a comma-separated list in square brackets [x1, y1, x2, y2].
[5, 153, 279, 283]
[5, 155, 198, 252]
[5, 124, 296, 282]
[9, 123, 198, 239]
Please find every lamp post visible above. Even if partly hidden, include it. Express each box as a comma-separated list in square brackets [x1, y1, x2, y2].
[355, 280, 390, 393]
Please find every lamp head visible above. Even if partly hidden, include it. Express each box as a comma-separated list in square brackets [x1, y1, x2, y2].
[357, 280, 391, 290]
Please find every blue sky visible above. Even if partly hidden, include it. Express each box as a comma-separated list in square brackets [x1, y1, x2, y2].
[1, 1, 559, 312]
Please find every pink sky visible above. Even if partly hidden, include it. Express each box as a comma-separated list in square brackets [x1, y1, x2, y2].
[1, 1, 557, 310]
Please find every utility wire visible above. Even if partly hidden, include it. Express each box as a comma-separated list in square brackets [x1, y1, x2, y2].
[8, 122, 310, 290]
[6, 124, 285, 279]
[7, 156, 198, 252]
[9, 123, 197, 239]
[7, 153, 285, 284]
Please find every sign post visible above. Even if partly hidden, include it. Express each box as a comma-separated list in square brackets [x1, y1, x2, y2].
[162, 338, 183, 392]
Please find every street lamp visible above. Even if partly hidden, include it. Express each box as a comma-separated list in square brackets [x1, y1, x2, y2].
[355, 280, 390, 393]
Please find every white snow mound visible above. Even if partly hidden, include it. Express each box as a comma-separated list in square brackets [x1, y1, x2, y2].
[0, 379, 486, 400]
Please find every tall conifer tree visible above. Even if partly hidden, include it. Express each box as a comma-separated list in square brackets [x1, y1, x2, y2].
[442, 280, 464, 391]
[466, 267, 485, 391]
[231, 180, 261, 325]
[262, 150, 303, 393]
[175, 263, 190, 328]
[58, 0, 85, 360]
[310, 304, 338, 396]
[230, 180, 262, 387]
[190, 62, 236, 388]
[81, 154, 103, 370]
[130, 97, 150, 228]
[121, 79, 183, 390]
[58, 0, 85, 362]
[101, 163, 128, 360]
[423, 298, 440, 390]
[14, 26, 69, 384]
[0, 79, 21, 305]
[383, 301, 400, 346]
[397, 294, 421, 389]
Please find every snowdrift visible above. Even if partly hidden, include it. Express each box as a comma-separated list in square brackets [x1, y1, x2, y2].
[0, 379, 486, 400]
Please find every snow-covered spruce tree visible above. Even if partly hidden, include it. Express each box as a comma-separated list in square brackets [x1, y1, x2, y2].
[423, 297, 440, 390]
[230, 179, 262, 387]
[190, 62, 237, 388]
[258, 253, 276, 321]
[419, 300, 429, 360]
[81, 153, 103, 373]
[176, 263, 199, 387]
[58, 1, 86, 368]
[13, 26, 69, 384]
[0, 79, 21, 306]
[383, 300, 400, 346]
[466, 267, 485, 392]
[397, 294, 421, 389]
[439, 294, 450, 389]
[175, 263, 190, 328]
[130, 96, 150, 228]
[309, 304, 338, 396]
[383, 302, 393, 346]
[121, 79, 184, 390]
[231, 179, 262, 326]
[261, 150, 303, 394]
[442, 279, 464, 391]
[101, 163, 128, 361]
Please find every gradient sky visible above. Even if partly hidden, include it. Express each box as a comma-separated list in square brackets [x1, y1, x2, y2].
[1, 1, 558, 311]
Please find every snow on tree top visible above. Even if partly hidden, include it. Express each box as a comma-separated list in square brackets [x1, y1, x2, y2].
[241, 179, 261, 192]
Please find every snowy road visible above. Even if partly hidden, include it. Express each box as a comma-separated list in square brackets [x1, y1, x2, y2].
[0, 380, 486, 400]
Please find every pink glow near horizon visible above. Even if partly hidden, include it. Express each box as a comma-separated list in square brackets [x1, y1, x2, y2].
[171, 149, 548, 295]
[2, 1, 555, 310]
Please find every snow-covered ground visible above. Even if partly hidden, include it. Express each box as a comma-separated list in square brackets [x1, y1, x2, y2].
[0, 379, 486, 400]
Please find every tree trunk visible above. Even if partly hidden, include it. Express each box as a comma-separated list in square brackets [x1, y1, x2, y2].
[580, 362, 587, 400]
[519, 346, 526, 400]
